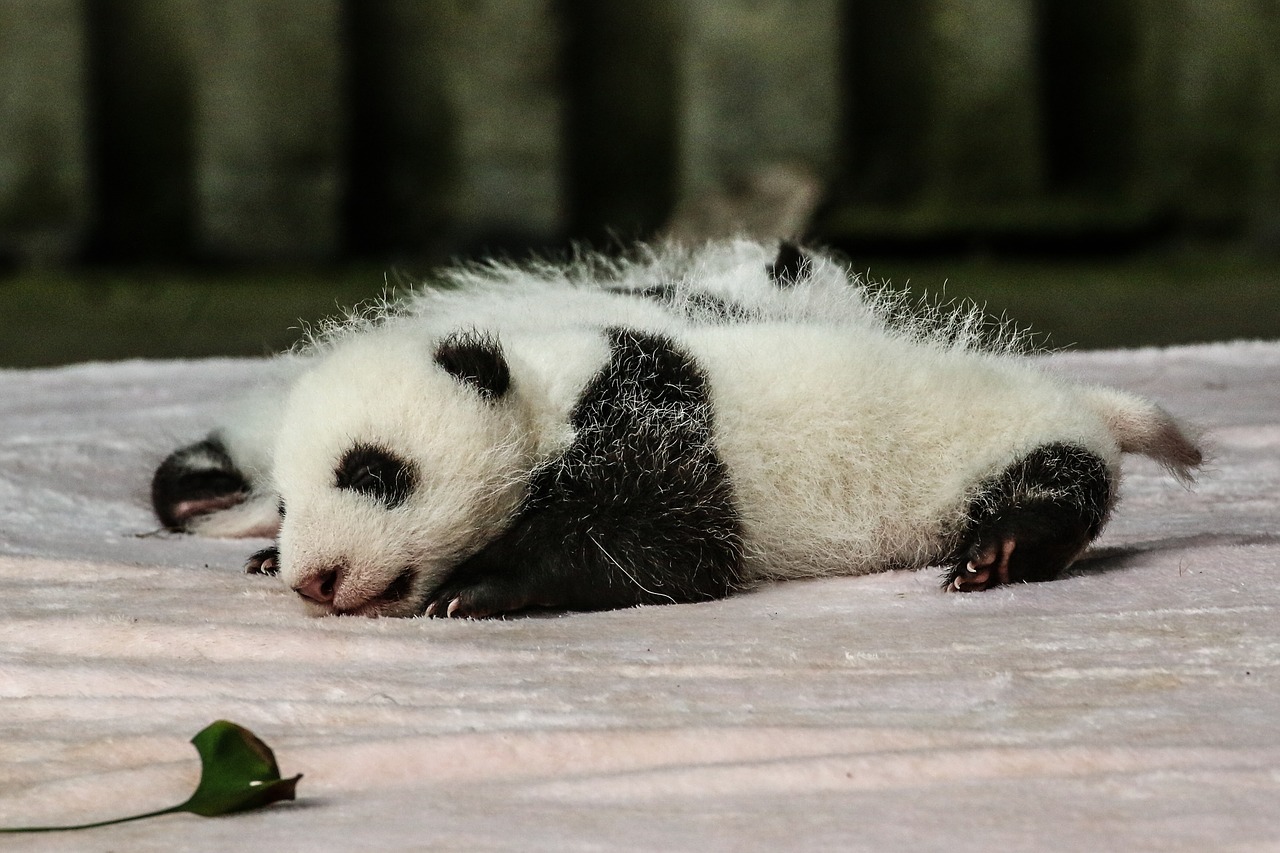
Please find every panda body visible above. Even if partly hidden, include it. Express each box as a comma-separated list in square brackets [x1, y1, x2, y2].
[152, 240, 1202, 618]
[268, 308, 1195, 618]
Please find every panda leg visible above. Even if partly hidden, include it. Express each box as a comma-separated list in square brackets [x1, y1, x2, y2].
[425, 330, 745, 618]
[422, 449, 745, 618]
[151, 433, 280, 538]
[943, 443, 1114, 592]
[152, 435, 249, 529]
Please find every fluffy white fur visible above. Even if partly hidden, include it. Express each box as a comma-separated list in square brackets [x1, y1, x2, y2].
[187, 239, 868, 540]
[686, 323, 1180, 580]
[259, 244, 1196, 616]
[276, 325, 1194, 615]
[166, 239, 1199, 616]
[308, 238, 871, 349]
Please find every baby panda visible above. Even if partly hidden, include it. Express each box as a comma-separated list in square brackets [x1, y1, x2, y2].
[152, 239, 849, 542]
[153, 240, 1202, 618]
[257, 294, 1197, 618]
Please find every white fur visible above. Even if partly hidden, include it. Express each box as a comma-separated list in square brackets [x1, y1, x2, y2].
[305, 238, 881, 351]
[271, 315, 1195, 614]
[189, 239, 867, 542]
[683, 323, 1121, 580]
[174, 240, 1199, 615]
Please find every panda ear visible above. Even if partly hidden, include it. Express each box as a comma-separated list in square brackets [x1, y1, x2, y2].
[434, 331, 511, 400]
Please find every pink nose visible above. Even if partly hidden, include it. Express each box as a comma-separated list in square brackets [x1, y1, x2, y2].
[294, 568, 341, 604]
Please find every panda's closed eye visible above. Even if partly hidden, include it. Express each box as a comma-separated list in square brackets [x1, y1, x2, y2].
[335, 444, 418, 509]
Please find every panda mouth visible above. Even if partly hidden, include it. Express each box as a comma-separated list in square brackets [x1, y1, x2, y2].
[380, 567, 417, 603]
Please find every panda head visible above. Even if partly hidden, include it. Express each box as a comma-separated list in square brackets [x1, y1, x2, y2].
[272, 328, 534, 617]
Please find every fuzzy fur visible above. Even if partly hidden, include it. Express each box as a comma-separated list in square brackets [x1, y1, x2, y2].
[159, 239, 867, 541]
[151, 239, 1203, 618]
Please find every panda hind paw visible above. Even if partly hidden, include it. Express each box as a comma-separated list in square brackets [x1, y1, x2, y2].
[945, 536, 1016, 592]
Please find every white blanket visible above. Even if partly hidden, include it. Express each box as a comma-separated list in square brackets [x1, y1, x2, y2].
[2, 342, 1278, 851]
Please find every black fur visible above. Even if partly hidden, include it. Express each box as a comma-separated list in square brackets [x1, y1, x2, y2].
[151, 435, 249, 531]
[335, 444, 418, 509]
[942, 443, 1114, 589]
[424, 327, 744, 617]
[767, 241, 808, 286]
[245, 545, 279, 576]
[434, 331, 510, 399]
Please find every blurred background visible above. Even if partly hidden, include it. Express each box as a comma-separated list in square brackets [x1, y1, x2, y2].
[2, 0, 1278, 366]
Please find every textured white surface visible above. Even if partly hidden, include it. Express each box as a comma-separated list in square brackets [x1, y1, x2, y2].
[1, 343, 1278, 851]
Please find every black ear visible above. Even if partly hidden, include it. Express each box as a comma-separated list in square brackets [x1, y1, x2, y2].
[434, 331, 511, 400]
[767, 240, 809, 287]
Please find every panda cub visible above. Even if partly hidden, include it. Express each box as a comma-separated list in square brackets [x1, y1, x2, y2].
[152, 240, 1202, 618]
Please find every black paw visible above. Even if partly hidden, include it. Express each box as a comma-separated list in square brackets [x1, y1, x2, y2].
[151, 436, 249, 530]
[423, 575, 538, 619]
[943, 443, 1114, 592]
[944, 536, 1015, 592]
[942, 512, 1095, 592]
[245, 546, 280, 576]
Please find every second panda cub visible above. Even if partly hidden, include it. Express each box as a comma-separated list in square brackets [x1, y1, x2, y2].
[258, 296, 1201, 618]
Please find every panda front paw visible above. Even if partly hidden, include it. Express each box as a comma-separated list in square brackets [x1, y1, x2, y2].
[423, 576, 536, 619]
[245, 545, 280, 576]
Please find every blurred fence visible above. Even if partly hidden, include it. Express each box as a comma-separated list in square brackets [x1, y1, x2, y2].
[2, 0, 1278, 265]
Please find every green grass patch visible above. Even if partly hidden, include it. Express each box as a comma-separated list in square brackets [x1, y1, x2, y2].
[2, 252, 1277, 367]
[856, 252, 1280, 351]
[0, 266, 399, 367]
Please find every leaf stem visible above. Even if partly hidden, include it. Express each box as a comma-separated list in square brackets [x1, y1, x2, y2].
[0, 805, 183, 833]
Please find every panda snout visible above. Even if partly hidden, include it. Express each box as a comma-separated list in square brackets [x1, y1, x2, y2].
[291, 564, 420, 616]
[294, 566, 342, 605]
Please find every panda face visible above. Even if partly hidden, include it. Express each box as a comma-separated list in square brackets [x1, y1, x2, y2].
[272, 329, 534, 617]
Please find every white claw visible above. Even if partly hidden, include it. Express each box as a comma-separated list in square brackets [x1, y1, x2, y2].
[965, 561, 979, 573]
[446, 597, 461, 618]
[425, 601, 437, 618]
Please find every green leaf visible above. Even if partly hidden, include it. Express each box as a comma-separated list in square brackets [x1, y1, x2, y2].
[1, 720, 301, 833]
[180, 720, 302, 816]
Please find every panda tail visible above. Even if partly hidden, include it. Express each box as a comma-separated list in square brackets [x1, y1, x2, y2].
[1084, 387, 1204, 485]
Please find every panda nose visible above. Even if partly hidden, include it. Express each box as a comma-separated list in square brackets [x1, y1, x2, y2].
[294, 567, 341, 604]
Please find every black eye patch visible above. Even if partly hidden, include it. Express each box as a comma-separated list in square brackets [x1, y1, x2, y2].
[335, 444, 418, 509]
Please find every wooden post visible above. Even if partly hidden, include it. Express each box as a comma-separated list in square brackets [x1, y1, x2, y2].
[84, 0, 197, 261]
[842, 0, 1043, 218]
[191, 0, 344, 261]
[924, 0, 1043, 204]
[0, 0, 90, 263]
[345, 0, 565, 257]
